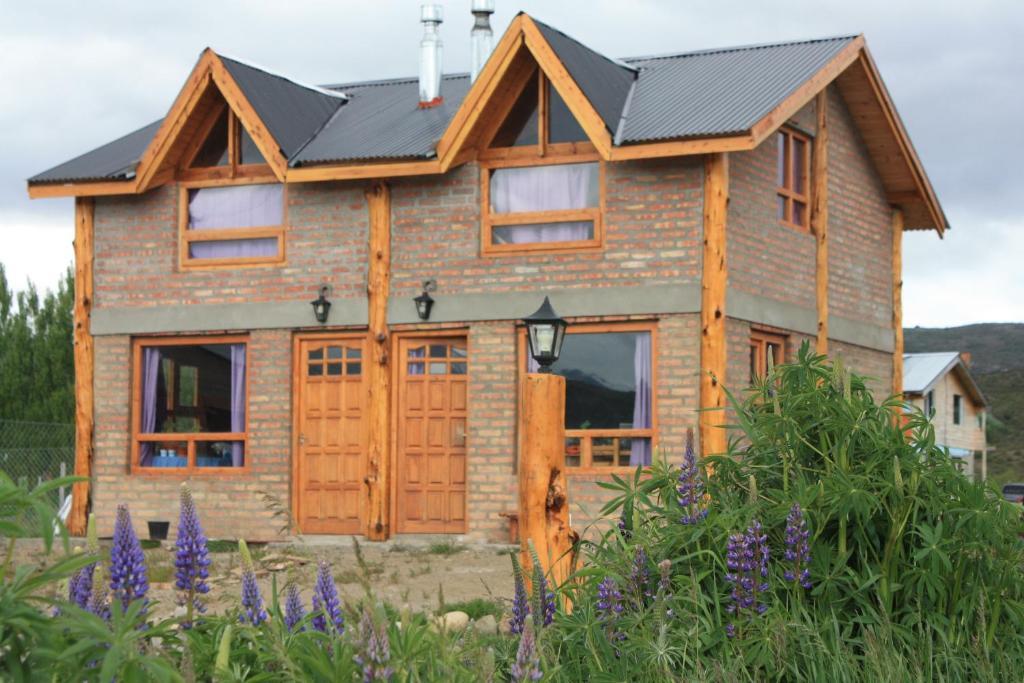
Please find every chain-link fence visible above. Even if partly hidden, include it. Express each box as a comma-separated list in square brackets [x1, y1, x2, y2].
[0, 419, 75, 510]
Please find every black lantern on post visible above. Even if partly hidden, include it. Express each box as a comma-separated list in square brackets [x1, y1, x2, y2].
[310, 285, 332, 324]
[413, 279, 436, 321]
[523, 296, 568, 373]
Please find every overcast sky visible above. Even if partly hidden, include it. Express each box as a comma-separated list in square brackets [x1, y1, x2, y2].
[1, 0, 1021, 327]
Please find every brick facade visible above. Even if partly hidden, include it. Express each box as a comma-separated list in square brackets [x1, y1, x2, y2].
[85, 83, 898, 543]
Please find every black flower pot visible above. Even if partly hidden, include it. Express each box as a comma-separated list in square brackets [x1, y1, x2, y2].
[148, 521, 170, 541]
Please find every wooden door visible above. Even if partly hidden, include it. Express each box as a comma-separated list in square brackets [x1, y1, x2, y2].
[296, 337, 366, 534]
[396, 337, 468, 534]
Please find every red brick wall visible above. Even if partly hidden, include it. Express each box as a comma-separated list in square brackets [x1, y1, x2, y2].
[826, 86, 893, 329]
[90, 330, 292, 542]
[728, 100, 817, 311]
[93, 181, 370, 310]
[830, 340, 893, 400]
[389, 157, 703, 299]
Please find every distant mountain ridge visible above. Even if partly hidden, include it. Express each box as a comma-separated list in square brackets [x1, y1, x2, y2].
[904, 323, 1024, 484]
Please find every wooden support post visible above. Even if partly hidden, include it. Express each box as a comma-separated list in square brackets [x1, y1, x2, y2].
[365, 182, 391, 541]
[70, 198, 95, 536]
[812, 90, 830, 354]
[700, 152, 729, 458]
[519, 373, 574, 591]
[891, 207, 904, 399]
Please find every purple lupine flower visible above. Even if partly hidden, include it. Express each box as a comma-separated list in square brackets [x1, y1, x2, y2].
[783, 503, 812, 589]
[627, 545, 652, 608]
[657, 559, 673, 618]
[69, 562, 96, 609]
[724, 520, 770, 637]
[174, 484, 211, 627]
[510, 624, 543, 682]
[284, 583, 306, 632]
[88, 581, 111, 622]
[596, 576, 625, 647]
[510, 553, 530, 635]
[311, 560, 344, 634]
[238, 540, 267, 626]
[616, 515, 632, 542]
[531, 554, 556, 629]
[354, 608, 394, 682]
[109, 504, 148, 613]
[677, 429, 708, 525]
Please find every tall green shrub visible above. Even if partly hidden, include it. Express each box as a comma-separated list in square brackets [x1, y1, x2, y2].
[549, 344, 1024, 680]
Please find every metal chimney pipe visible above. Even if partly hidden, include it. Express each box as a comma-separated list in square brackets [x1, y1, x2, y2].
[470, 0, 495, 83]
[419, 4, 444, 106]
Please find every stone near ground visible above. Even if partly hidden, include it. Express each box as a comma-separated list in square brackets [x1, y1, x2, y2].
[434, 610, 470, 632]
[473, 614, 498, 635]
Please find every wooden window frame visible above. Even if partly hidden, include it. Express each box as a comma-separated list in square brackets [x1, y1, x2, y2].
[517, 320, 658, 475]
[176, 104, 287, 270]
[479, 70, 605, 257]
[177, 178, 287, 270]
[776, 127, 812, 231]
[130, 334, 250, 476]
[749, 329, 787, 382]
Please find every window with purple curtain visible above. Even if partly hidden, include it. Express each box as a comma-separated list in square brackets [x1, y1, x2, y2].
[137, 341, 246, 469]
[490, 162, 598, 246]
[629, 333, 653, 466]
[187, 184, 283, 260]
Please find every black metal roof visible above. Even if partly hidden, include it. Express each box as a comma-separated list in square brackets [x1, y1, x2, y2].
[219, 55, 347, 160]
[29, 27, 856, 184]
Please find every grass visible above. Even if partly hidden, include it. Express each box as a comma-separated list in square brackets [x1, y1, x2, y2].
[426, 541, 466, 557]
[207, 540, 237, 553]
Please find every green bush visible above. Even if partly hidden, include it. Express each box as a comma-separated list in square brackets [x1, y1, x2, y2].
[4, 345, 1023, 681]
[546, 344, 1024, 680]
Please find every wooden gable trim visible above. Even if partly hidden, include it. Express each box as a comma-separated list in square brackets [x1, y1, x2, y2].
[135, 50, 289, 190]
[435, 14, 615, 168]
[852, 48, 946, 235]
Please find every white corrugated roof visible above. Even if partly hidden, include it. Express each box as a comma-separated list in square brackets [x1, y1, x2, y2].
[902, 352, 961, 394]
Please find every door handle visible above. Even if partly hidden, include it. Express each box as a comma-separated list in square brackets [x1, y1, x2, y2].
[299, 433, 306, 446]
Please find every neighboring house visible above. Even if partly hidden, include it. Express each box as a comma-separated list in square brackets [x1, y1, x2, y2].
[903, 352, 988, 479]
[27, 8, 947, 542]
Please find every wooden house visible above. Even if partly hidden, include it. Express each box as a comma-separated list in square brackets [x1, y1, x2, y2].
[27, 8, 947, 541]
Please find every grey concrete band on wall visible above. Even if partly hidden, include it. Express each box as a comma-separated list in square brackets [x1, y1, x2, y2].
[386, 284, 703, 325]
[91, 285, 893, 353]
[728, 288, 895, 353]
[91, 299, 369, 335]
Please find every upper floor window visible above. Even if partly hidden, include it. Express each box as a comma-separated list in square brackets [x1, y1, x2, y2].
[133, 336, 247, 473]
[953, 394, 963, 425]
[522, 322, 655, 470]
[924, 390, 935, 418]
[178, 105, 285, 268]
[750, 330, 786, 382]
[776, 128, 811, 230]
[481, 69, 603, 255]
[181, 183, 286, 267]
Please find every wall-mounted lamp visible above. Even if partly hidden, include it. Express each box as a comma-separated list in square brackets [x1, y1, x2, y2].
[310, 285, 332, 324]
[414, 279, 437, 321]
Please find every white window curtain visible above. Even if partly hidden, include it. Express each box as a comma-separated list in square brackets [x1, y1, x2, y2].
[490, 163, 597, 244]
[188, 184, 283, 259]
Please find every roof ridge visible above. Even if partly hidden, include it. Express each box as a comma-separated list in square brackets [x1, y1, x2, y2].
[322, 72, 470, 91]
[216, 51, 350, 100]
[622, 34, 859, 63]
[530, 16, 639, 74]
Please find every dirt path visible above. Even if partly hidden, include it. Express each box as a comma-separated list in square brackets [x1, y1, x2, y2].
[13, 537, 519, 621]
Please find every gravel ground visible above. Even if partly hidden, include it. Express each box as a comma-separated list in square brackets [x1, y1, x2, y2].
[11, 536, 518, 621]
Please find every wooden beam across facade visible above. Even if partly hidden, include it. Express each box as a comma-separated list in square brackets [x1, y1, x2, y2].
[69, 198, 95, 536]
[699, 152, 729, 458]
[891, 207, 905, 398]
[812, 90, 830, 354]
[364, 182, 392, 540]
